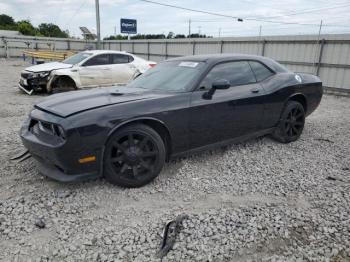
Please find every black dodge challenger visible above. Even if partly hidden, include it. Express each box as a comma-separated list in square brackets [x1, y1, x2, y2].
[20, 54, 323, 187]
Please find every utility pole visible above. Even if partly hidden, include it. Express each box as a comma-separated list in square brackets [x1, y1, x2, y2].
[188, 19, 191, 37]
[114, 26, 116, 38]
[198, 26, 201, 35]
[259, 25, 262, 38]
[314, 20, 323, 74]
[317, 20, 323, 40]
[95, 0, 101, 49]
[218, 28, 221, 38]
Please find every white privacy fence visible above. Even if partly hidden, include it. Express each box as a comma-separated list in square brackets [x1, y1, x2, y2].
[1, 34, 350, 93]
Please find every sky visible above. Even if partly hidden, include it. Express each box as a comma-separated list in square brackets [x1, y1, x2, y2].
[1, 0, 350, 38]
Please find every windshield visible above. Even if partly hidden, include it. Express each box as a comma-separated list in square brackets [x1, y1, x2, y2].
[127, 61, 206, 92]
[62, 52, 92, 65]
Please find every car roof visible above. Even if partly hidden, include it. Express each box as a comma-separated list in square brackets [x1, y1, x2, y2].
[168, 53, 289, 73]
[82, 50, 133, 55]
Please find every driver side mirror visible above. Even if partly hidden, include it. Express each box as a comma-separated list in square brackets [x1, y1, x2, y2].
[202, 79, 230, 100]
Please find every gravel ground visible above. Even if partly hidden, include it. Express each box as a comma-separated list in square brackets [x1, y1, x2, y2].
[0, 58, 349, 262]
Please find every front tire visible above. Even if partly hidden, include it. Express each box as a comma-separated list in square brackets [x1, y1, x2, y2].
[48, 76, 77, 94]
[103, 124, 166, 187]
[272, 101, 305, 143]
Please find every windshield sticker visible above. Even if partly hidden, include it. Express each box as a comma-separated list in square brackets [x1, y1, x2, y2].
[179, 61, 199, 68]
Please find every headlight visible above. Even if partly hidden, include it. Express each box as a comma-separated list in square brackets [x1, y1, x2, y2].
[30, 72, 50, 78]
[38, 71, 50, 78]
[33, 119, 66, 140]
[55, 125, 66, 139]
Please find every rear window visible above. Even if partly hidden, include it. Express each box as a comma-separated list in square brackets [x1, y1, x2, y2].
[249, 61, 274, 82]
[83, 54, 110, 66]
[111, 54, 134, 64]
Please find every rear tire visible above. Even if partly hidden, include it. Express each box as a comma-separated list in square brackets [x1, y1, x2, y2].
[103, 124, 166, 187]
[272, 101, 305, 143]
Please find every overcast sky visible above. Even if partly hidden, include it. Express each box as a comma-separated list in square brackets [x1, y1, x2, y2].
[1, 0, 350, 38]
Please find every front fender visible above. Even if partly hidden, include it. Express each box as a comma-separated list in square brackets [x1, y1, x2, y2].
[47, 68, 81, 92]
[105, 117, 170, 144]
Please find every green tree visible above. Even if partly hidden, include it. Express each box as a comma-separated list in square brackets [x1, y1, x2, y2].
[104, 34, 128, 40]
[17, 20, 37, 36]
[175, 34, 186, 38]
[187, 33, 211, 38]
[166, 31, 174, 39]
[38, 23, 68, 38]
[0, 14, 17, 30]
[131, 34, 166, 39]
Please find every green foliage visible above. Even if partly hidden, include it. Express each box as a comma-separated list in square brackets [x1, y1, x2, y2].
[166, 31, 174, 39]
[188, 33, 211, 38]
[0, 14, 15, 26]
[38, 23, 69, 38]
[0, 14, 17, 30]
[104, 34, 128, 40]
[131, 34, 166, 39]
[17, 20, 37, 36]
[0, 14, 69, 38]
[103, 31, 212, 40]
[174, 34, 186, 38]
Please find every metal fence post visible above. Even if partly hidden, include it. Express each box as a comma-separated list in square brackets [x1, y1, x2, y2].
[220, 40, 224, 53]
[119, 42, 122, 51]
[261, 39, 266, 56]
[4, 38, 9, 58]
[147, 41, 150, 60]
[67, 40, 70, 50]
[192, 41, 196, 55]
[132, 41, 134, 54]
[165, 41, 168, 60]
[316, 38, 325, 76]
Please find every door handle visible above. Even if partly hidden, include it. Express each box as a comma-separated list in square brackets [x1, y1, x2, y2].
[251, 88, 260, 93]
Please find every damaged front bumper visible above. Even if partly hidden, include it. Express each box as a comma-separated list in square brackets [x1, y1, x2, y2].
[20, 114, 102, 182]
[18, 71, 50, 95]
[18, 83, 34, 95]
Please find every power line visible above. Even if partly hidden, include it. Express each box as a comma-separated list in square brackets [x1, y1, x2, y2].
[139, 0, 350, 27]
[65, 0, 88, 28]
[190, 19, 350, 28]
[139, 0, 243, 20]
[249, 2, 350, 19]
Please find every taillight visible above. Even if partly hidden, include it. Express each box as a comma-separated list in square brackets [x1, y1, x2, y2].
[149, 63, 156, 68]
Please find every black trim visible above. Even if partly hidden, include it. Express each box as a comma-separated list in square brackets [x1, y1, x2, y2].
[171, 128, 275, 159]
[33, 157, 101, 182]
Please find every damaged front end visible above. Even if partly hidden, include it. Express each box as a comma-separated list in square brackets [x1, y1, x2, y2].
[19, 70, 51, 95]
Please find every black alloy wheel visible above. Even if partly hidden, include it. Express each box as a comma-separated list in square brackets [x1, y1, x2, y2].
[284, 106, 304, 137]
[104, 124, 166, 187]
[272, 101, 305, 143]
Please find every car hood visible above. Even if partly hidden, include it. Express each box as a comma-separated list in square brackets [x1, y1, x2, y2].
[35, 86, 166, 118]
[25, 62, 73, 72]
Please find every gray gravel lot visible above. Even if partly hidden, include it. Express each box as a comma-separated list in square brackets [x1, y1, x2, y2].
[0, 58, 349, 262]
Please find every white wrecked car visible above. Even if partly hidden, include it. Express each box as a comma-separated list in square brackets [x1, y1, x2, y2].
[19, 50, 156, 95]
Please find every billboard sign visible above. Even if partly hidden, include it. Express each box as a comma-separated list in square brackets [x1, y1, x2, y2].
[120, 18, 137, 34]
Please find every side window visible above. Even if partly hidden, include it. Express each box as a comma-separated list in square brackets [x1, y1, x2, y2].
[199, 61, 256, 90]
[249, 61, 274, 82]
[111, 54, 133, 64]
[83, 54, 110, 66]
